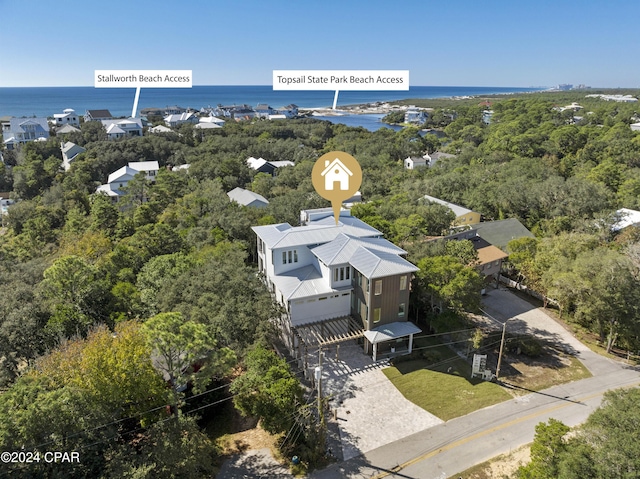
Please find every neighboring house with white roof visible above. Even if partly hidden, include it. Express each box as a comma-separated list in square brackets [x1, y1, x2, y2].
[56, 124, 81, 135]
[630, 122, 640, 132]
[149, 125, 173, 134]
[404, 156, 429, 169]
[196, 116, 225, 129]
[404, 152, 455, 169]
[164, 112, 199, 127]
[423, 194, 481, 226]
[404, 108, 428, 124]
[253, 208, 420, 361]
[101, 118, 143, 139]
[612, 208, 640, 232]
[54, 109, 80, 127]
[280, 104, 299, 118]
[227, 187, 269, 208]
[2, 117, 50, 149]
[60, 141, 86, 171]
[96, 161, 159, 200]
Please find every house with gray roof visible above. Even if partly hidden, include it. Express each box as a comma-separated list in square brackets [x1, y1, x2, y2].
[60, 141, 86, 171]
[471, 218, 535, 250]
[253, 208, 420, 361]
[423, 194, 481, 226]
[227, 187, 269, 208]
[2, 117, 50, 150]
[84, 109, 113, 122]
[101, 118, 143, 139]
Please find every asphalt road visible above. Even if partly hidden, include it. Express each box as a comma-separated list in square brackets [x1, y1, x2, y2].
[312, 366, 640, 479]
[312, 289, 640, 479]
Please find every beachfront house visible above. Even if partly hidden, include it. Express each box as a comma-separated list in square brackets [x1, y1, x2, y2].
[280, 104, 299, 118]
[2, 117, 50, 150]
[85, 109, 113, 122]
[164, 112, 199, 127]
[255, 104, 274, 118]
[253, 208, 420, 362]
[54, 109, 80, 127]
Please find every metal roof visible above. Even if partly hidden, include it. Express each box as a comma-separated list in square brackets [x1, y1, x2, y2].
[227, 187, 269, 207]
[252, 216, 381, 249]
[107, 166, 136, 184]
[311, 233, 406, 266]
[471, 218, 535, 250]
[348, 247, 418, 279]
[423, 194, 473, 218]
[128, 161, 159, 173]
[364, 321, 422, 344]
[272, 264, 351, 300]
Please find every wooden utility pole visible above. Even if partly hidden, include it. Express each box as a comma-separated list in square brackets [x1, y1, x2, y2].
[496, 319, 511, 379]
[316, 348, 324, 426]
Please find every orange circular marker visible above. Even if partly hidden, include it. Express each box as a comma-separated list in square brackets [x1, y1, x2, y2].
[312, 151, 363, 224]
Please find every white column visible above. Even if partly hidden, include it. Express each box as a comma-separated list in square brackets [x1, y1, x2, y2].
[408, 334, 414, 354]
[373, 342, 378, 362]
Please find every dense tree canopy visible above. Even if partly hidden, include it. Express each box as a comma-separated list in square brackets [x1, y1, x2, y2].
[1, 90, 640, 474]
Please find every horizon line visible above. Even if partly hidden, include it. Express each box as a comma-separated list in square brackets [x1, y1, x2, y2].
[0, 84, 553, 89]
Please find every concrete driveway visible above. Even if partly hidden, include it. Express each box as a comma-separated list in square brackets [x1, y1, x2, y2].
[481, 288, 621, 376]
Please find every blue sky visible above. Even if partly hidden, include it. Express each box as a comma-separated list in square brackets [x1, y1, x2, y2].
[1, 0, 638, 88]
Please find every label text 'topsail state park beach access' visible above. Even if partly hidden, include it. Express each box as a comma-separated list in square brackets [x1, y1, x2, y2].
[273, 70, 409, 91]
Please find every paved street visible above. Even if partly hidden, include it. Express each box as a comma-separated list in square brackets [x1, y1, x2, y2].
[312, 289, 640, 478]
[480, 288, 621, 376]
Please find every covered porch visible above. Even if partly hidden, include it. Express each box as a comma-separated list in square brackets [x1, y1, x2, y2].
[363, 321, 422, 362]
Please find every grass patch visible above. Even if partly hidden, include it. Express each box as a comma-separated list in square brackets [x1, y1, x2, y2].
[383, 357, 512, 421]
[449, 443, 531, 479]
[501, 351, 591, 392]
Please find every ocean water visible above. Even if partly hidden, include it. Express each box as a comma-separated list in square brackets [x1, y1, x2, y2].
[0, 85, 541, 118]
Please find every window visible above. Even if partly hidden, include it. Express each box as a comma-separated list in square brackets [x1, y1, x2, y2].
[400, 275, 407, 291]
[374, 280, 382, 295]
[373, 308, 381, 323]
[399, 303, 405, 317]
[282, 249, 299, 264]
[334, 266, 350, 282]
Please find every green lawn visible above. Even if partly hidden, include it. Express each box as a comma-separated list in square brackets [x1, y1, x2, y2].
[383, 358, 512, 421]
